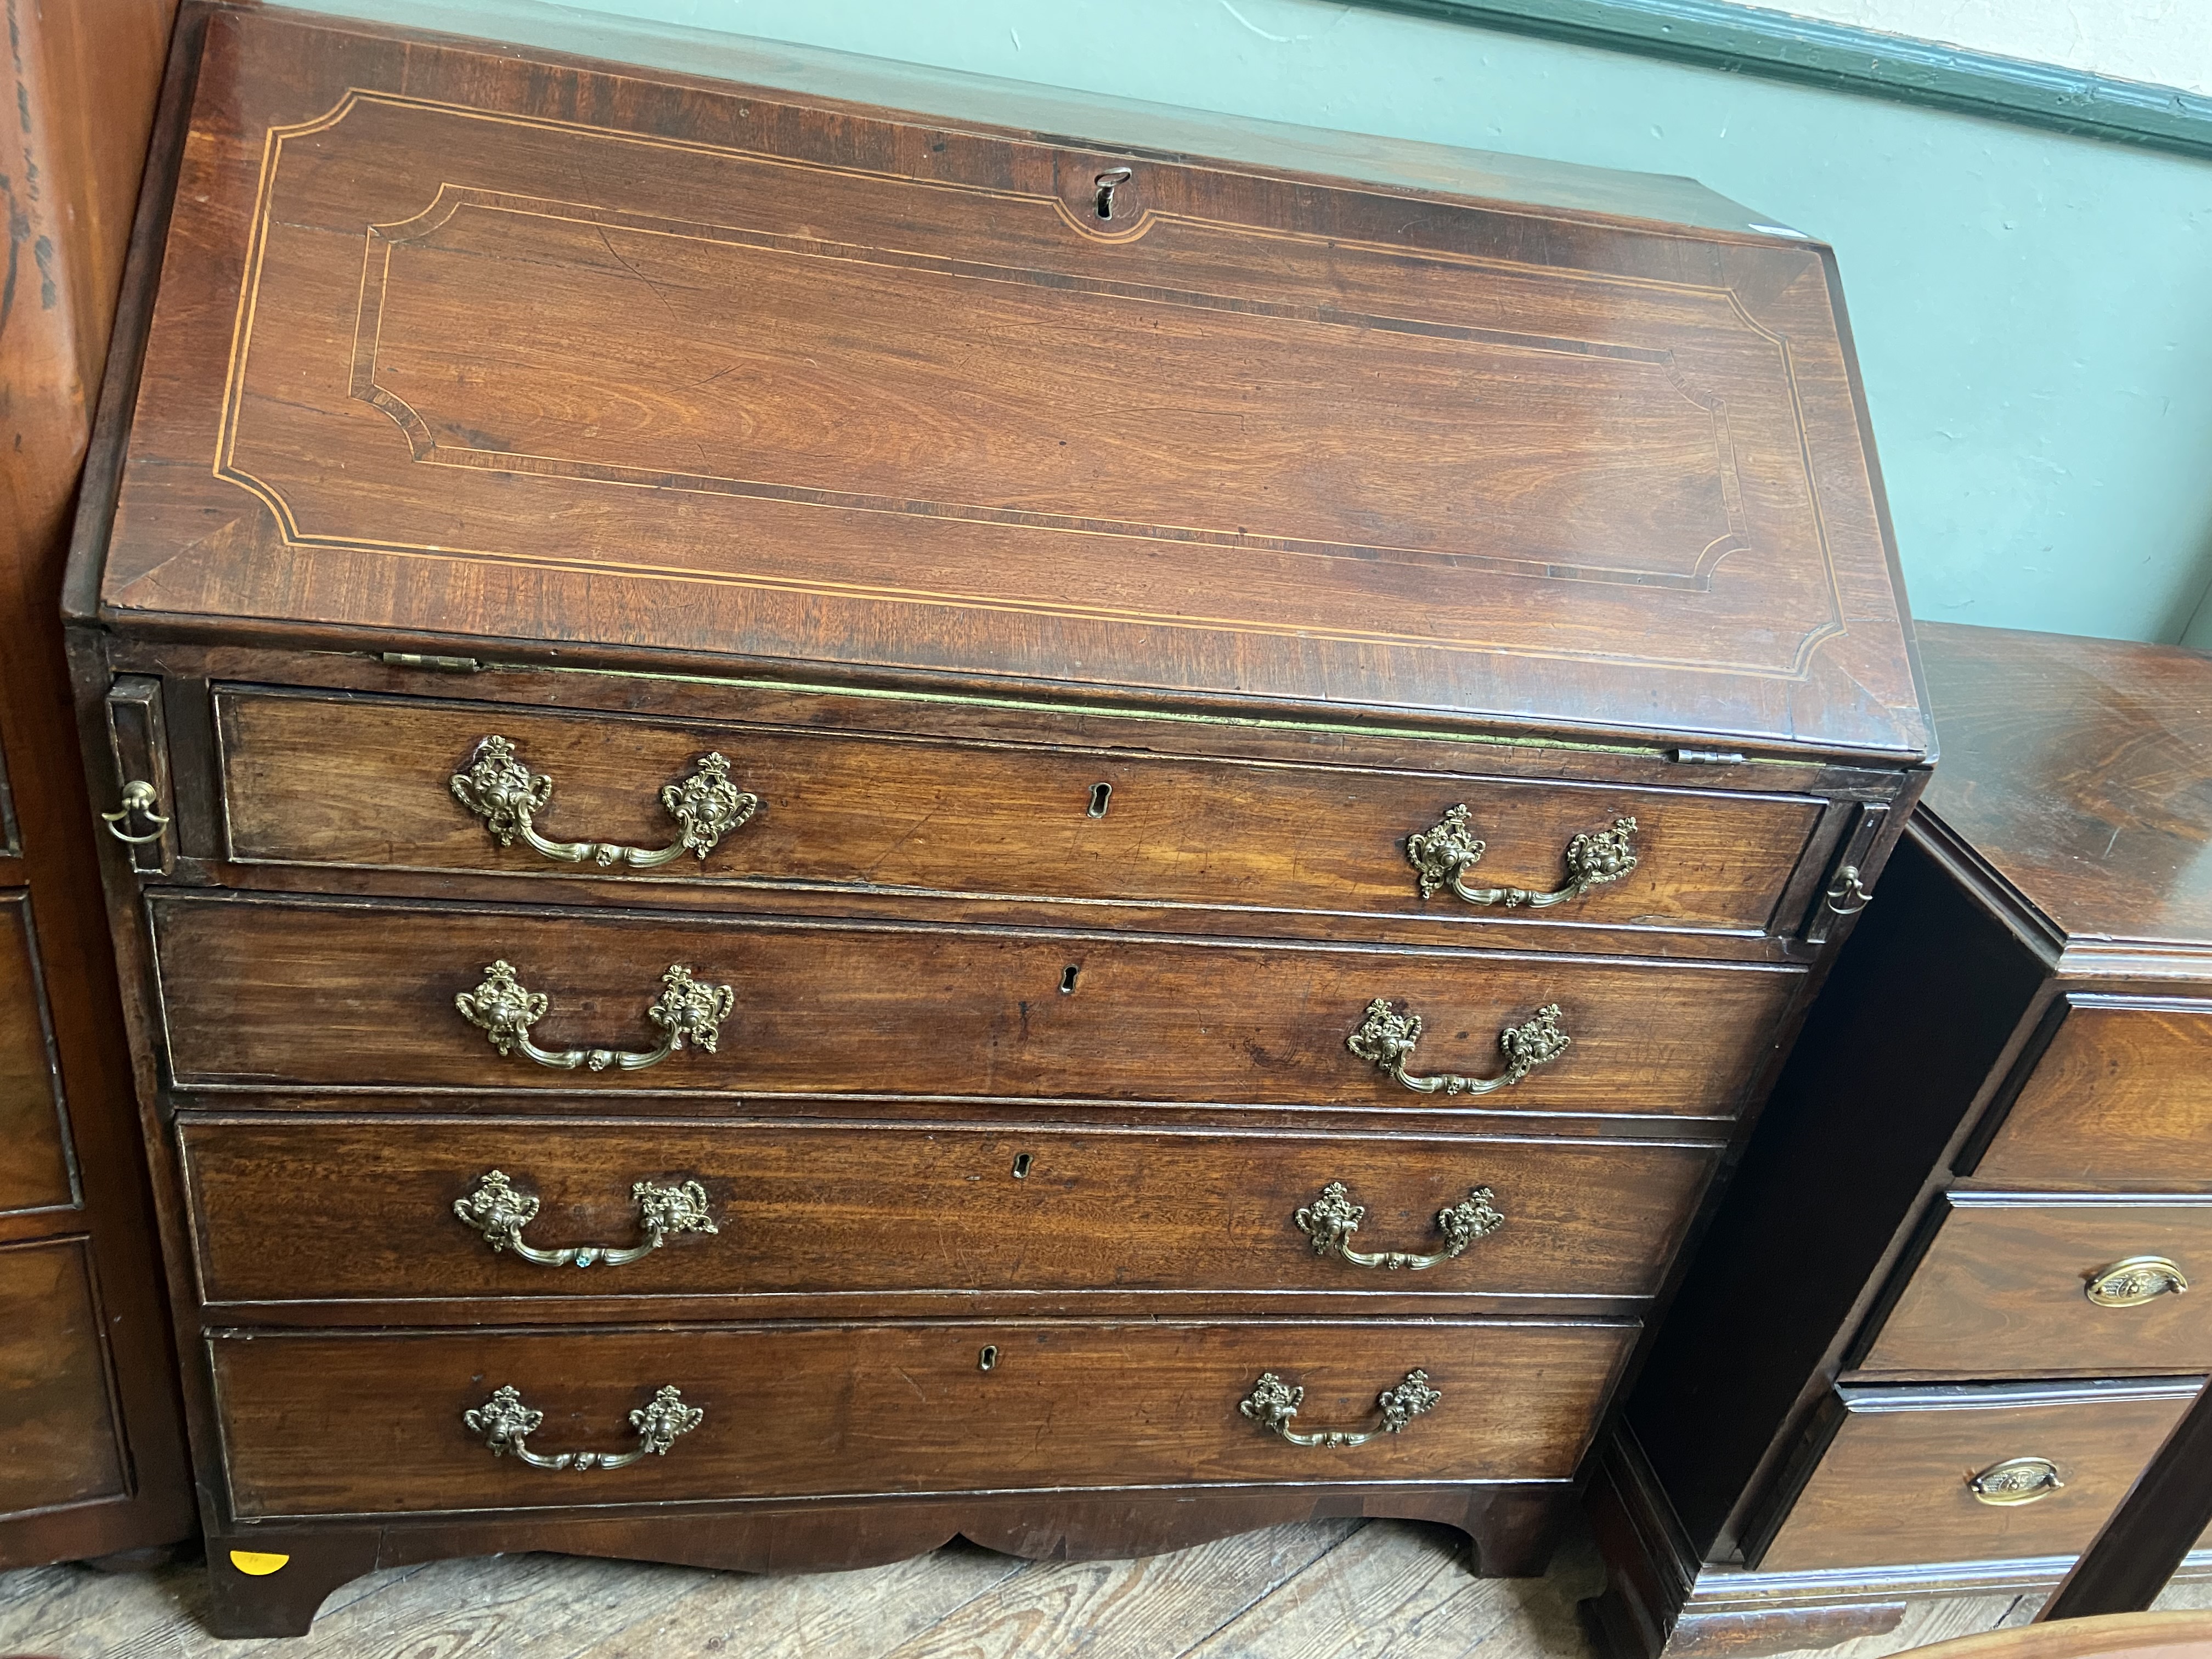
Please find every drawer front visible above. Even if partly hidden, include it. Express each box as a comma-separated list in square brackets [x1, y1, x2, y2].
[150, 896, 1797, 1113]
[216, 689, 1822, 936]
[1974, 1001, 2212, 1191]
[0, 1238, 128, 1515]
[1857, 1198, 2212, 1378]
[0, 891, 74, 1216]
[1757, 1382, 2198, 1573]
[180, 1117, 1717, 1306]
[209, 1318, 1634, 1520]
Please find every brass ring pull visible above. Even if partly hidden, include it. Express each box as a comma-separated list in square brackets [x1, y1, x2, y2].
[1295, 1181, 1503, 1270]
[2087, 1256, 2190, 1307]
[101, 780, 171, 847]
[1347, 998, 1569, 1096]
[1408, 806, 1637, 909]
[452, 736, 759, 868]
[464, 1384, 702, 1470]
[453, 1170, 718, 1267]
[1824, 864, 1871, 916]
[456, 960, 735, 1072]
[1240, 1369, 1439, 1447]
[1969, 1456, 2064, 1506]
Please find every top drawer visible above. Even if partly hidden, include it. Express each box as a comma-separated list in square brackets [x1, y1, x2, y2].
[1973, 999, 2212, 1192]
[213, 689, 1822, 936]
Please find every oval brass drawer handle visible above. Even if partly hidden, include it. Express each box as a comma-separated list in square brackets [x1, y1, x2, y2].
[2087, 1256, 2190, 1307]
[456, 960, 735, 1072]
[453, 736, 760, 869]
[1295, 1180, 1503, 1269]
[453, 1170, 718, 1267]
[1240, 1369, 1439, 1447]
[1408, 805, 1638, 909]
[464, 1383, 702, 1470]
[101, 779, 171, 847]
[1969, 1456, 2065, 1506]
[1347, 998, 1569, 1096]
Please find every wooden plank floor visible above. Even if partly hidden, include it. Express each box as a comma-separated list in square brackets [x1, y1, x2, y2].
[2, 1515, 2197, 1658]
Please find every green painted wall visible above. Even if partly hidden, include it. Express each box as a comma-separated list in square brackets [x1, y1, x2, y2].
[294, 0, 2212, 646]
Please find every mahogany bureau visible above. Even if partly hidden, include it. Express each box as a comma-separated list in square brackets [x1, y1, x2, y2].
[1591, 624, 2212, 1657]
[66, 3, 1929, 1635]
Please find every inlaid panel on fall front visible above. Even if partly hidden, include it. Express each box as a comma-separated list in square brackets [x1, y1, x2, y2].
[103, 10, 1925, 754]
[215, 688, 1824, 936]
[179, 1116, 1718, 1307]
[208, 1317, 1634, 1519]
[147, 894, 1798, 1114]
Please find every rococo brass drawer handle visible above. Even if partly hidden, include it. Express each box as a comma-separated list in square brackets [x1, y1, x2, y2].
[1295, 1180, 1503, 1270]
[1347, 998, 1569, 1096]
[1407, 805, 1638, 909]
[456, 960, 735, 1072]
[452, 735, 760, 868]
[2087, 1256, 2190, 1307]
[1239, 1369, 1439, 1447]
[101, 780, 171, 847]
[1968, 1456, 2065, 1506]
[464, 1383, 702, 1470]
[453, 1170, 718, 1267]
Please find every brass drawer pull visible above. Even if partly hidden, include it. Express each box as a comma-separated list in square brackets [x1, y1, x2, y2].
[464, 1384, 702, 1470]
[101, 780, 171, 847]
[1969, 1456, 2064, 1506]
[1295, 1180, 1503, 1270]
[1407, 806, 1638, 909]
[1347, 998, 1568, 1096]
[1240, 1369, 1439, 1447]
[452, 736, 759, 869]
[453, 1170, 718, 1267]
[456, 960, 735, 1072]
[2087, 1256, 2190, 1307]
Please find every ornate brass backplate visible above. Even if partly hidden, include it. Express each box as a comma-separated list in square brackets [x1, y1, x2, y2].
[1239, 1369, 1440, 1447]
[452, 735, 760, 868]
[1968, 1456, 2064, 1506]
[464, 1383, 703, 1470]
[2086, 1255, 2190, 1307]
[455, 960, 735, 1071]
[453, 1170, 718, 1267]
[1294, 1180, 1503, 1271]
[1346, 998, 1569, 1096]
[1406, 805, 1638, 909]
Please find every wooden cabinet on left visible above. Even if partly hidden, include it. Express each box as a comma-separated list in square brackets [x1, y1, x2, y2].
[0, 0, 195, 1568]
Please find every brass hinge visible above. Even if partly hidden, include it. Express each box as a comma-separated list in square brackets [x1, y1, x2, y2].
[381, 652, 483, 674]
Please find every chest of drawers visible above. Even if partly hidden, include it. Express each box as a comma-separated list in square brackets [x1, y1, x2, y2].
[1592, 624, 2212, 1657]
[66, 3, 1928, 1635]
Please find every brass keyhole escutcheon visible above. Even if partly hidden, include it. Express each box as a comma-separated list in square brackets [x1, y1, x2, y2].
[979, 1345, 999, 1372]
[1094, 167, 1132, 219]
[1012, 1153, 1033, 1180]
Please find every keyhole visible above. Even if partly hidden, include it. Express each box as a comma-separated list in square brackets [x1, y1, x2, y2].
[1087, 782, 1112, 818]
[1012, 1153, 1033, 1180]
[1059, 965, 1080, 995]
[1094, 168, 1131, 220]
[979, 1345, 998, 1372]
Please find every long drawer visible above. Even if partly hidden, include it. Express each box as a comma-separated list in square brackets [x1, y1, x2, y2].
[178, 1116, 1717, 1306]
[215, 687, 1823, 935]
[208, 1318, 1634, 1520]
[1754, 1380, 2199, 1573]
[1855, 1195, 2212, 1378]
[149, 894, 1798, 1113]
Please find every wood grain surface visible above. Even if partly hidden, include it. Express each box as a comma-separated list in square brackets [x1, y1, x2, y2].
[1971, 1001, 2212, 1192]
[1917, 623, 2212, 949]
[148, 892, 1799, 1109]
[0, 1237, 127, 1515]
[216, 687, 1824, 935]
[1854, 1198, 2212, 1379]
[91, 6, 1927, 757]
[0, 895, 74, 1219]
[1756, 1384, 2202, 1575]
[178, 1114, 1716, 1307]
[209, 1318, 1633, 1520]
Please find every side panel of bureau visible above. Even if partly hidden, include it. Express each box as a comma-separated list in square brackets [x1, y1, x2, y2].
[178, 1116, 1717, 1305]
[216, 687, 1825, 935]
[148, 895, 1801, 1110]
[208, 1318, 1635, 1519]
[1970, 998, 2212, 1192]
